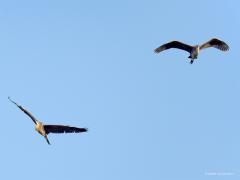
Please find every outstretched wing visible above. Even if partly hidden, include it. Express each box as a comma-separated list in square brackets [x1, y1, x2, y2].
[154, 41, 193, 54]
[200, 38, 229, 51]
[44, 125, 88, 134]
[8, 97, 37, 124]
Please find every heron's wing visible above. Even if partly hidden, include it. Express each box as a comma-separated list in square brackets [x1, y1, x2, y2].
[200, 38, 229, 51]
[8, 97, 37, 124]
[44, 125, 88, 134]
[154, 41, 193, 54]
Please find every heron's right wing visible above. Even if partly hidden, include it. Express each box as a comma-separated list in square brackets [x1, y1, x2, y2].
[154, 41, 193, 54]
[8, 97, 37, 124]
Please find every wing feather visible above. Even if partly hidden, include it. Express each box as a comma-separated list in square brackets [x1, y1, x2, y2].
[200, 38, 229, 51]
[8, 97, 37, 124]
[44, 125, 88, 134]
[154, 41, 193, 54]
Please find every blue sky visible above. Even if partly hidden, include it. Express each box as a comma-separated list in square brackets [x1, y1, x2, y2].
[1, 0, 240, 179]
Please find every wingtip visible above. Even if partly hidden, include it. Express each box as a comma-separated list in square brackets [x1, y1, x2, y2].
[154, 48, 161, 54]
[8, 96, 14, 103]
[8, 96, 17, 105]
[154, 46, 166, 54]
[225, 45, 230, 51]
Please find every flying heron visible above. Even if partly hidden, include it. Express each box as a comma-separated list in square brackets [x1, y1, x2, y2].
[8, 97, 88, 145]
[154, 38, 229, 64]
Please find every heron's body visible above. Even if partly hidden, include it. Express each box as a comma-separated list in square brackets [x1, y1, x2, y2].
[35, 121, 44, 135]
[188, 45, 200, 63]
[154, 38, 229, 64]
[8, 97, 87, 145]
[34, 121, 51, 144]
[33, 121, 49, 144]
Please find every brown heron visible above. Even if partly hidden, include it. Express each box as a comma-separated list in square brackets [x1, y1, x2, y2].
[8, 97, 87, 145]
[154, 38, 229, 64]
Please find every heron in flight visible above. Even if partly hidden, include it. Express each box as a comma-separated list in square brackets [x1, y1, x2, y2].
[8, 97, 88, 145]
[154, 38, 229, 64]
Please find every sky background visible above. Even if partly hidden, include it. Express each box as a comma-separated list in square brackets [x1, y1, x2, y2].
[0, 0, 240, 179]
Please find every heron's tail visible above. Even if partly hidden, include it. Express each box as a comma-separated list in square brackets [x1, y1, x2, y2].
[44, 136, 51, 145]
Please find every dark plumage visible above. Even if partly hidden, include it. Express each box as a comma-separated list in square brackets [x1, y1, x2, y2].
[154, 38, 229, 64]
[154, 41, 193, 54]
[8, 97, 37, 124]
[200, 38, 229, 51]
[8, 97, 87, 145]
[44, 125, 87, 134]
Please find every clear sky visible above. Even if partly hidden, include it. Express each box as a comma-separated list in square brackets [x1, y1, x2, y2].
[0, 0, 240, 179]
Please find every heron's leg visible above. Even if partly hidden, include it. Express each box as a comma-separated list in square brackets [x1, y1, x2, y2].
[44, 135, 51, 145]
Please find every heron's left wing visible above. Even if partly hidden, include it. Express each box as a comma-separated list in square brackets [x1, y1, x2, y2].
[44, 125, 88, 134]
[200, 38, 229, 51]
